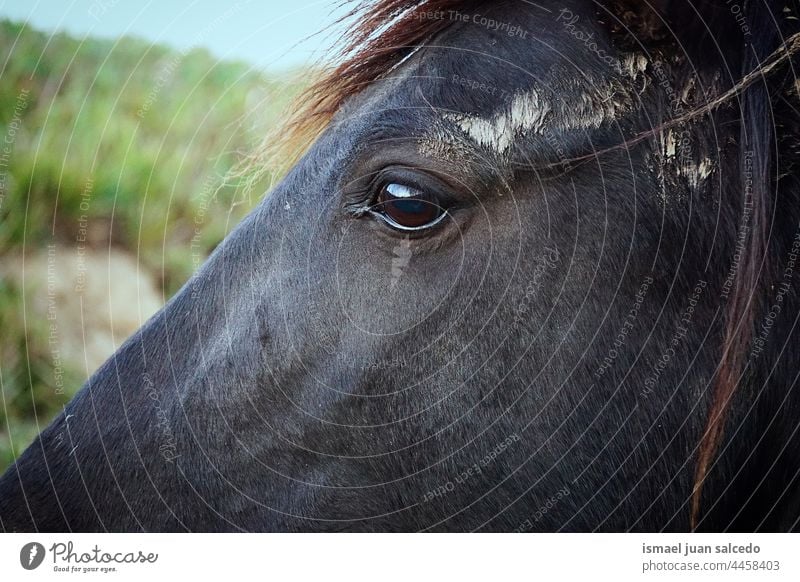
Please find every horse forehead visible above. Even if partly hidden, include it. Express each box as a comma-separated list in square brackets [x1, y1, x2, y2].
[352, 1, 641, 160]
[418, 64, 645, 159]
[409, 20, 647, 158]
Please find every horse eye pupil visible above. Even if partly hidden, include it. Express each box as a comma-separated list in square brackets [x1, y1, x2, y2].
[394, 198, 426, 214]
[378, 182, 442, 229]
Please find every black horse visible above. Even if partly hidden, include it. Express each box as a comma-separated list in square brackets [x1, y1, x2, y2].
[2, 0, 800, 532]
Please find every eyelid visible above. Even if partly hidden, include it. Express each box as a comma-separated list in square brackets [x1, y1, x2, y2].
[367, 207, 449, 232]
[371, 167, 458, 206]
[344, 165, 458, 218]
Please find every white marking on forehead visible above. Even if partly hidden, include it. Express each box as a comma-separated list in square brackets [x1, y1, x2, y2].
[566, 88, 621, 131]
[680, 157, 714, 189]
[428, 58, 653, 160]
[652, 127, 716, 202]
[621, 53, 648, 78]
[662, 130, 678, 158]
[444, 90, 551, 154]
[440, 83, 637, 156]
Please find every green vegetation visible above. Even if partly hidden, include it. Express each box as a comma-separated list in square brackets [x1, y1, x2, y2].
[0, 20, 304, 471]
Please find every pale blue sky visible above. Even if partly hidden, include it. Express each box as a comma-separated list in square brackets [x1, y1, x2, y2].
[0, 0, 351, 71]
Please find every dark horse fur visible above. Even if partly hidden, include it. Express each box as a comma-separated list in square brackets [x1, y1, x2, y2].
[2, 0, 800, 532]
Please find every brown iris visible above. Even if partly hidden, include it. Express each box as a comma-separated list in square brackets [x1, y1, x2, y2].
[376, 182, 444, 230]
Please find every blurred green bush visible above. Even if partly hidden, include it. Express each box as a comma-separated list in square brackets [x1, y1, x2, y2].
[0, 19, 303, 471]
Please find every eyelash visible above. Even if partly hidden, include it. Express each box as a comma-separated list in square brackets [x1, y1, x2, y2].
[346, 169, 455, 213]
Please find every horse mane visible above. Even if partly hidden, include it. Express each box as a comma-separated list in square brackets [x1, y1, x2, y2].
[242, 0, 800, 528]
[686, 3, 799, 529]
[237, 0, 475, 184]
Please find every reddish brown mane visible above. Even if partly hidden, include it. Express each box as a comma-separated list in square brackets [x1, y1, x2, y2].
[243, 0, 473, 179]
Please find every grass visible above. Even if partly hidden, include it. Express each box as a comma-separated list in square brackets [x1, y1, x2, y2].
[0, 19, 305, 472]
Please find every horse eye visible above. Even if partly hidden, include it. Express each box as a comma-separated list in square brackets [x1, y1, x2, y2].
[374, 182, 445, 231]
